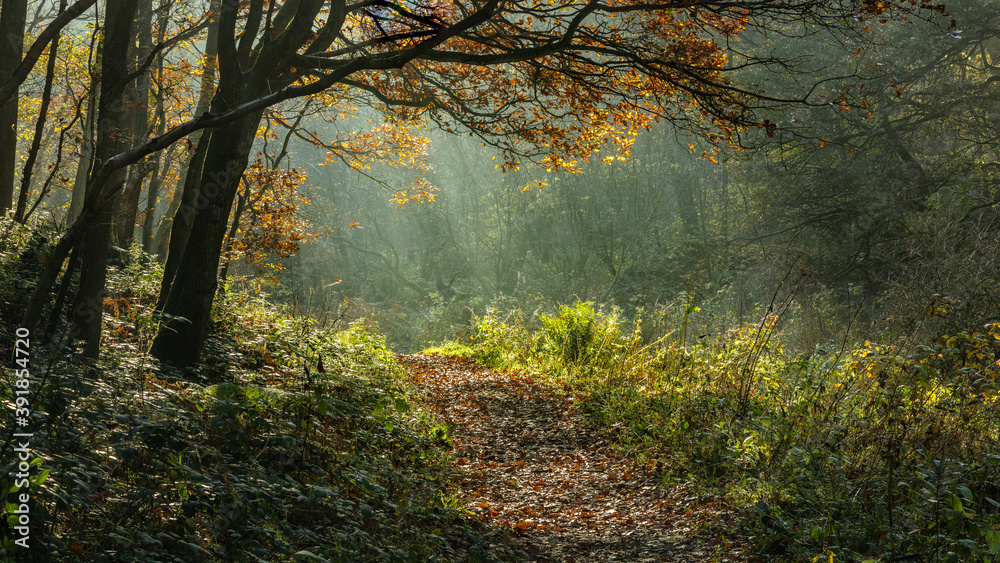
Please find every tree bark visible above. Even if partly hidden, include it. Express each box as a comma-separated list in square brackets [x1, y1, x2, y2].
[0, 0, 27, 214]
[115, 0, 153, 246]
[153, 0, 219, 299]
[142, 0, 169, 254]
[150, 110, 262, 364]
[153, 133, 210, 310]
[151, 0, 326, 365]
[116, 161, 152, 246]
[151, 175, 181, 257]
[69, 0, 138, 358]
[142, 152, 164, 252]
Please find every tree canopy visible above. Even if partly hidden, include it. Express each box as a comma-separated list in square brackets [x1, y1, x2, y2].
[3, 0, 944, 366]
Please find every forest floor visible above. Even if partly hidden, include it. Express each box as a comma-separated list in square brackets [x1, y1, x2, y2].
[398, 353, 750, 563]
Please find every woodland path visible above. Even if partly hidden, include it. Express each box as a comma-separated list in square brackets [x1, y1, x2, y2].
[398, 354, 744, 563]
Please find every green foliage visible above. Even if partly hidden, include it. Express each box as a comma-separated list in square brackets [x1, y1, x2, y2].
[422, 341, 476, 357]
[538, 301, 598, 365]
[469, 300, 649, 381]
[451, 295, 1000, 562]
[0, 235, 518, 562]
[469, 306, 535, 368]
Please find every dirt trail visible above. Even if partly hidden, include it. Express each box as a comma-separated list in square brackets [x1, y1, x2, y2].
[399, 354, 743, 563]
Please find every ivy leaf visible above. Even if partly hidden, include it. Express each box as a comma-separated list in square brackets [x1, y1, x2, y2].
[394, 397, 410, 413]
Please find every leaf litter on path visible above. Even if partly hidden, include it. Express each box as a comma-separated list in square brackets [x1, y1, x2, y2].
[399, 354, 746, 563]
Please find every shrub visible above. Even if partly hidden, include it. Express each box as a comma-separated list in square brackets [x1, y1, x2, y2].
[452, 294, 1000, 562]
[539, 301, 602, 365]
[0, 228, 518, 562]
[469, 306, 534, 367]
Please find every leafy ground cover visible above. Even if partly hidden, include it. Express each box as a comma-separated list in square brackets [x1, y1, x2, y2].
[0, 229, 520, 562]
[436, 301, 1000, 562]
[400, 353, 748, 562]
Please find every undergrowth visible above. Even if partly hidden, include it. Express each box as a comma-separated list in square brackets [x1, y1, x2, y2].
[447, 298, 1000, 563]
[0, 228, 520, 562]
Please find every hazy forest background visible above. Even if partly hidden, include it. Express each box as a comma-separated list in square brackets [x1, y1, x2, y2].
[1, 0, 999, 561]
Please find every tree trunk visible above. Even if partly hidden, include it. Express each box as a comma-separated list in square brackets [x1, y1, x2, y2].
[67, 55, 99, 225]
[44, 239, 82, 340]
[0, 0, 27, 213]
[69, 0, 138, 358]
[150, 0, 325, 365]
[115, 0, 153, 246]
[153, 133, 210, 310]
[142, 154, 164, 252]
[151, 176, 181, 257]
[14, 18, 59, 223]
[217, 189, 246, 284]
[150, 110, 262, 364]
[142, 3, 169, 254]
[115, 161, 151, 246]
[153, 0, 219, 299]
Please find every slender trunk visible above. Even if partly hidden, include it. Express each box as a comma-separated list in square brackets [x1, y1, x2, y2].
[0, 0, 27, 213]
[115, 0, 153, 246]
[70, 0, 139, 358]
[116, 161, 151, 246]
[151, 177, 181, 257]
[142, 153, 163, 251]
[14, 21, 60, 223]
[67, 56, 100, 225]
[142, 4, 168, 253]
[44, 239, 82, 340]
[217, 189, 246, 284]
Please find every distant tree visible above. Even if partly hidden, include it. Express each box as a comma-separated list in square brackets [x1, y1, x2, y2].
[0, 0, 99, 214]
[733, 0, 1000, 324]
